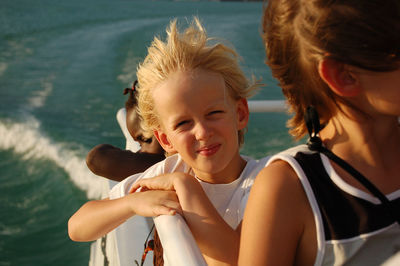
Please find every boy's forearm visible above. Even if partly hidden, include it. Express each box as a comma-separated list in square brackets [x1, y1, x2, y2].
[172, 175, 240, 264]
[68, 197, 134, 242]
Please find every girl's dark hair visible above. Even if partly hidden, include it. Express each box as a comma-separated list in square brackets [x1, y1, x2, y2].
[262, 0, 400, 139]
[123, 80, 138, 111]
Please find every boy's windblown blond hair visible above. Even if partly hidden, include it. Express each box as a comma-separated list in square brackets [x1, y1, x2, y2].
[136, 17, 260, 145]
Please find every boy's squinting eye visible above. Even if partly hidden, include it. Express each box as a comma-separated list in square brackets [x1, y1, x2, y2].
[208, 110, 224, 116]
[175, 120, 190, 129]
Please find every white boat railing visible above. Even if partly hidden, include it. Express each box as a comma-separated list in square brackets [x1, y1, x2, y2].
[248, 100, 287, 113]
[154, 215, 207, 266]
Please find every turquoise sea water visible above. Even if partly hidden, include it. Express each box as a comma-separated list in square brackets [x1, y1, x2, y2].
[0, 1, 295, 265]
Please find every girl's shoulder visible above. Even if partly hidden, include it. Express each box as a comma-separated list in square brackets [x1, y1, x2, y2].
[244, 155, 316, 265]
[267, 144, 313, 165]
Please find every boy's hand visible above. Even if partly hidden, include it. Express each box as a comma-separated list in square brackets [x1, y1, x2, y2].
[126, 190, 182, 217]
[129, 172, 193, 193]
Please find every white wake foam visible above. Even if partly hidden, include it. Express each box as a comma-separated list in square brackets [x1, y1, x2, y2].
[117, 50, 142, 85]
[0, 117, 108, 199]
[27, 75, 54, 109]
[0, 62, 7, 77]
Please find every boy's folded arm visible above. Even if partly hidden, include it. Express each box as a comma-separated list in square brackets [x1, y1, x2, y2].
[68, 191, 180, 242]
[130, 172, 241, 264]
[130, 172, 179, 193]
[68, 196, 134, 242]
[172, 173, 240, 265]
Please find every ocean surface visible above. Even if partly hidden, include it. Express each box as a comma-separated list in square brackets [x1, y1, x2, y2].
[0, 0, 296, 265]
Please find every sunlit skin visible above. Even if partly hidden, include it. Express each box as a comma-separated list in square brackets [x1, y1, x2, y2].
[152, 68, 248, 184]
[318, 64, 400, 194]
[351, 67, 400, 118]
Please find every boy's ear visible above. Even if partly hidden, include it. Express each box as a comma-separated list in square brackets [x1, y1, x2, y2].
[153, 129, 176, 154]
[236, 98, 249, 130]
[318, 58, 361, 97]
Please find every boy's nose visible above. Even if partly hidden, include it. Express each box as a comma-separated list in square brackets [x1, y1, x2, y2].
[194, 121, 212, 140]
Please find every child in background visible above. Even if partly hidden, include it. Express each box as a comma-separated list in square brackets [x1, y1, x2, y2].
[85, 82, 166, 265]
[239, 0, 400, 265]
[86, 82, 165, 182]
[69, 17, 269, 265]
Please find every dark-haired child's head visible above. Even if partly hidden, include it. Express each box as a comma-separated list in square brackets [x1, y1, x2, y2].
[124, 83, 164, 155]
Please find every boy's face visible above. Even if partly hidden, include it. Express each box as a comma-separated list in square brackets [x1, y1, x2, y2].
[152, 69, 249, 183]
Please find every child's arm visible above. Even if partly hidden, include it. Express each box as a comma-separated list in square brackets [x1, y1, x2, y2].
[68, 190, 180, 242]
[238, 161, 310, 265]
[86, 144, 164, 181]
[132, 173, 241, 265]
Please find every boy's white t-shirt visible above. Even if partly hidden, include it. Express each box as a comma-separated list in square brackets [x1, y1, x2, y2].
[109, 153, 270, 229]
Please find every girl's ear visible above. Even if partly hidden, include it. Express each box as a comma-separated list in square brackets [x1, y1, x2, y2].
[236, 98, 250, 130]
[153, 130, 176, 154]
[318, 58, 361, 97]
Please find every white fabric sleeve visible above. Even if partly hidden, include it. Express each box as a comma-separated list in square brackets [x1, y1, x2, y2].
[108, 161, 166, 199]
[108, 154, 187, 200]
[109, 173, 142, 200]
[116, 107, 140, 152]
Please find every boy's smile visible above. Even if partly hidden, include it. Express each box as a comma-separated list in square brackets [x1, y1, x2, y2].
[197, 143, 221, 156]
[152, 68, 249, 184]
